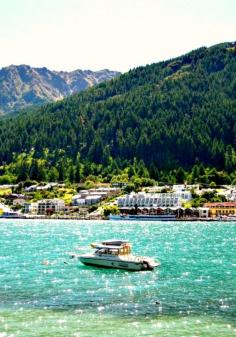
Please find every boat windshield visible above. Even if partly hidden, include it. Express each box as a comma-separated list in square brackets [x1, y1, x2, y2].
[95, 245, 131, 255]
[95, 248, 119, 255]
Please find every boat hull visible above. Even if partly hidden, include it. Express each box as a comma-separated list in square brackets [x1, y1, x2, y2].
[109, 214, 176, 221]
[79, 256, 157, 271]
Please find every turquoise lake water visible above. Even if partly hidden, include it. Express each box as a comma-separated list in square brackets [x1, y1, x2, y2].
[0, 219, 235, 337]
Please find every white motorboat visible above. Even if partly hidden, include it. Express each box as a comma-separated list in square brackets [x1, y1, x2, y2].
[78, 240, 160, 271]
[109, 214, 176, 221]
[216, 215, 236, 221]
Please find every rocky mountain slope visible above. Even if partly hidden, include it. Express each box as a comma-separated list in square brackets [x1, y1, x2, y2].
[0, 65, 120, 115]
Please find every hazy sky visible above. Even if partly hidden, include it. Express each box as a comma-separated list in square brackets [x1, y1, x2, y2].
[0, 0, 235, 72]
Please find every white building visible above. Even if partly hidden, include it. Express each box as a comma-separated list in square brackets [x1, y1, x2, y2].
[25, 185, 38, 192]
[24, 199, 65, 214]
[37, 199, 65, 214]
[74, 199, 86, 206]
[172, 184, 187, 192]
[198, 207, 209, 218]
[72, 187, 119, 206]
[0, 184, 18, 189]
[0, 202, 12, 213]
[23, 202, 38, 214]
[226, 188, 236, 201]
[72, 194, 102, 206]
[13, 198, 26, 206]
[72, 195, 86, 206]
[85, 195, 102, 205]
[117, 191, 192, 209]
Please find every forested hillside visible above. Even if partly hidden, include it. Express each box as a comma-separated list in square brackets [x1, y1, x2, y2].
[0, 42, 235, 184]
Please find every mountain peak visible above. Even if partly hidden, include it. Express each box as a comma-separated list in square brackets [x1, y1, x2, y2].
[0, 65, 121, 115]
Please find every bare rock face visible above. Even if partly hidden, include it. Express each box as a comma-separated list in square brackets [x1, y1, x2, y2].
[0, 65, 120, 115]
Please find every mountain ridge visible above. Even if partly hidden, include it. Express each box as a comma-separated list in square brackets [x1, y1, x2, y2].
[0, 64, 120, 115]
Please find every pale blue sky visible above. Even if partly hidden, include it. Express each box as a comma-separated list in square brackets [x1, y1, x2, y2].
[0, 0, 235, 72]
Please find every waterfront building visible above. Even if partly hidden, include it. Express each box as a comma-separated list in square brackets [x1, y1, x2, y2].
[23, 202, 38, 214]
[24, 199, 65, 215]
[198, 207, 209, 218]
[204, 202, 236, 217]
[37, 199, 65, 214]
[117, 191, 192, 209]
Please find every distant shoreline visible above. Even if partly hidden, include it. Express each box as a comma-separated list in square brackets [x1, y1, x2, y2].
[0, 216, 235, 222]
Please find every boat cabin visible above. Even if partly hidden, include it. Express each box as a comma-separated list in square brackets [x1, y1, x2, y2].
[91, 241, 131, 256]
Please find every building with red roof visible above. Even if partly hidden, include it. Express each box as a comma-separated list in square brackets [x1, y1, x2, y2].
[204, 202, 236, 217]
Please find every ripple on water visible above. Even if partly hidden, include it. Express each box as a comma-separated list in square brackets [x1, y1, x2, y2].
[0, 219, 235, 336]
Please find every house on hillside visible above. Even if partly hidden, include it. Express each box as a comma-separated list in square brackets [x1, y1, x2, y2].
[13, 198, 26, 206]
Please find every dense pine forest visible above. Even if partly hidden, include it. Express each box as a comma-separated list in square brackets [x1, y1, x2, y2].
[0, 42, 235, 185]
